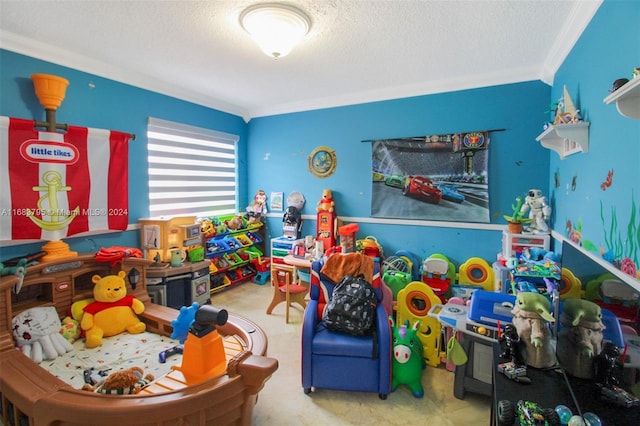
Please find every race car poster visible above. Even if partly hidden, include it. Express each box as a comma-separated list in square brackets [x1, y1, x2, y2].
[370, 131, 490, 223]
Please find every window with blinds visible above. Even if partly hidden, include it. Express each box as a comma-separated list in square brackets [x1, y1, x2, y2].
[147, 117, 238, 218]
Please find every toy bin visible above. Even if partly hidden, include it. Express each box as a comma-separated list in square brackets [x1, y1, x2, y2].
[247, 231, 263, 245]
[234, 234, 253, 247]
[206, 238, 230, 257]
[223, 236, 243, 251]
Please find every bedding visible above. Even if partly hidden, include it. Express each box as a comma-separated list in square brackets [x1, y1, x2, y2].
[41, 331, 182, 390]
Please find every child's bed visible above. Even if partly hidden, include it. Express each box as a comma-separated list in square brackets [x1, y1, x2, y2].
[0, 254, 278, 426]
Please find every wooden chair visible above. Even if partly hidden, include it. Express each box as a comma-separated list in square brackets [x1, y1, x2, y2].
[266, 268, 308, 323]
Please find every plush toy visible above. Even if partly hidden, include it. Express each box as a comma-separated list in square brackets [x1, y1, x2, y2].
[82, 366, 154, 394]
[510, 292, 556, 369]
[12, 306, 74, 363]
[60, 316, 81, 343]
[390, 317, 425, 398]
[556, 298, 605, 379]
[224, 215, 244, 231]
[316, 189, 335, 213]
[81, 271, 146, 348]
[1, 258, 28, 294]
[247, 189, 268, 216]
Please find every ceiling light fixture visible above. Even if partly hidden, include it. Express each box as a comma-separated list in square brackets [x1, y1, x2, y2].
[240, 3, 311, 59]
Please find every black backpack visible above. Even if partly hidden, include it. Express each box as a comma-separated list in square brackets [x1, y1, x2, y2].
[323, 275, 377, 336]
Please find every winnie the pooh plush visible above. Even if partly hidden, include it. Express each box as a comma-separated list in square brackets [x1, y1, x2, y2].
[316, 189, 335, 213]
[82, 366, 154, 394]
[81, 271, 146, 348]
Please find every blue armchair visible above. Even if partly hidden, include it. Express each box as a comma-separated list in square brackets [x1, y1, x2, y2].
[301, 254, 392, 399]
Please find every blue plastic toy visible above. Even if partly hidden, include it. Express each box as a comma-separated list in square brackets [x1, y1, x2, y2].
[390, 317, 425, 398]
[171, 302, 199, 344]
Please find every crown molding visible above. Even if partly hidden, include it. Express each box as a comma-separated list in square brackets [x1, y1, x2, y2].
[1, 31, 249, 120]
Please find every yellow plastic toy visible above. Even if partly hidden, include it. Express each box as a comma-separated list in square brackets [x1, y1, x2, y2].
[396, 281, 443, 367]
[457, 257, 494, 292]
[559, 267, 583, 299]
[174, 305, 228, 385]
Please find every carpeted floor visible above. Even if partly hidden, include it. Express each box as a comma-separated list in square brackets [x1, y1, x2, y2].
[211, 280, 491, 425]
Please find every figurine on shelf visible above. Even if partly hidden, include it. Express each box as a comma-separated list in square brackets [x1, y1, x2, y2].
[511, 292, 556, 369]
[316, 189, 335, 213]
[520, 189, 551, 234]
[499, 324, 526, 367]
[246, 189, 267, 223]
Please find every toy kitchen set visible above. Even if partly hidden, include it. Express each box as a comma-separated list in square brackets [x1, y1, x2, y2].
[139, 216, 211, 309]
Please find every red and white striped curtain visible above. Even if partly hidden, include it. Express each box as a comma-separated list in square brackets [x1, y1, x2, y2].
[0, 116, 130, 241]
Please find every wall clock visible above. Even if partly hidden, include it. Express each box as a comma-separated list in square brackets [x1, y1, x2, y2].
[308, 146, 337, 178]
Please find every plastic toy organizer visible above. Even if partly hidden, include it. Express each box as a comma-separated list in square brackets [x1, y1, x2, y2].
[204, 215, 265, 294]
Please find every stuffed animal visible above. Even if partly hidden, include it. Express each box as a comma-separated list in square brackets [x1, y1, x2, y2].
[511, 292, 556, 369]
[60, 316, 81, 343]
[390, 317, 425, 398]
[1, 258, 28, 294]
[556, 298, 605, 379]
[82, 366, 154, 394]
[316, 189, 335, 213]
[81, 271, 146, 348]
[12, 306, 74, 363]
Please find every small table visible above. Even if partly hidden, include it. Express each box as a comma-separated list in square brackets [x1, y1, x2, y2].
[284, 254, 313, 284]
[491, 343, 640, 425]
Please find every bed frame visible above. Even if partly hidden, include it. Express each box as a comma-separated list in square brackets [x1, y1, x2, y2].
[0, 254, 278, 426]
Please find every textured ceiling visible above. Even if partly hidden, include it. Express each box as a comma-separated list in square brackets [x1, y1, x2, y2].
[1, 0, 602, 121]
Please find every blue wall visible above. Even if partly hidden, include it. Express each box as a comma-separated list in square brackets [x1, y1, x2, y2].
[550, 0, 640, 272]
[0, 50, 248, 257]
[248, 81, 551, 265]
[1, 0, 638, 275]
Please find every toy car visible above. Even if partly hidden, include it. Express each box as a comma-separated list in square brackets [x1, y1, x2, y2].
[402, 175, 442, 204]
[384, 174, 405, 188]
[437, 184, 465, 203]
[497, 399, 561, 426]
[597, 383, 640, 408]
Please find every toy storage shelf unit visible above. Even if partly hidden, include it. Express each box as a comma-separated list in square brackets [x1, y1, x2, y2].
[502, 230, 550, 258]
[535, 122, 589, 159]
[146, 260, 211, 309]
[604, 77, 640, 119]
[206, 216, 265, 294]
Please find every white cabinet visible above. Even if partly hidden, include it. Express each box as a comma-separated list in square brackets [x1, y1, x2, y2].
[502, 230, 550, 258]
[536, 122, 589, 159]
[604, 77, 640, 119]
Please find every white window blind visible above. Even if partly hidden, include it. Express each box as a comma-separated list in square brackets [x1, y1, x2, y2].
[147, 117, 238, 218]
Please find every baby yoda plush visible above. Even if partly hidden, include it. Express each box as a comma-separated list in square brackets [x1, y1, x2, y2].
[511, 292, 556, 369]
[556, 298, 605, 379]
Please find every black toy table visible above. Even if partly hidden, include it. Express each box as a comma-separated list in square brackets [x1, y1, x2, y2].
[491, 344, 639, 426]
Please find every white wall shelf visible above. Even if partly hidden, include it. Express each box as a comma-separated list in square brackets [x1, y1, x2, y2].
[536, 122, 590, 159]
[604, 77, 640, 119]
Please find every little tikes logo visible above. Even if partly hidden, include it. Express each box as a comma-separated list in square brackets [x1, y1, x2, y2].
[19, 139, 79, 165]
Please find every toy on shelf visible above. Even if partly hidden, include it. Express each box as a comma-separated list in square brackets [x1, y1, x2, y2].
[283, 205, 303, 239]
[316, 188, 335, 212]
[557, 298, 605, 379]
[338, 223, 359, 253]
[520, 189, 551, 234]
[389, 317, 425, 398]
[510, 292, 555, 369]
[422, 256, 453, 302]
[0, 258, 27, 294]
[246, 189, 267, 222]
[503, 195, 533, 234]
